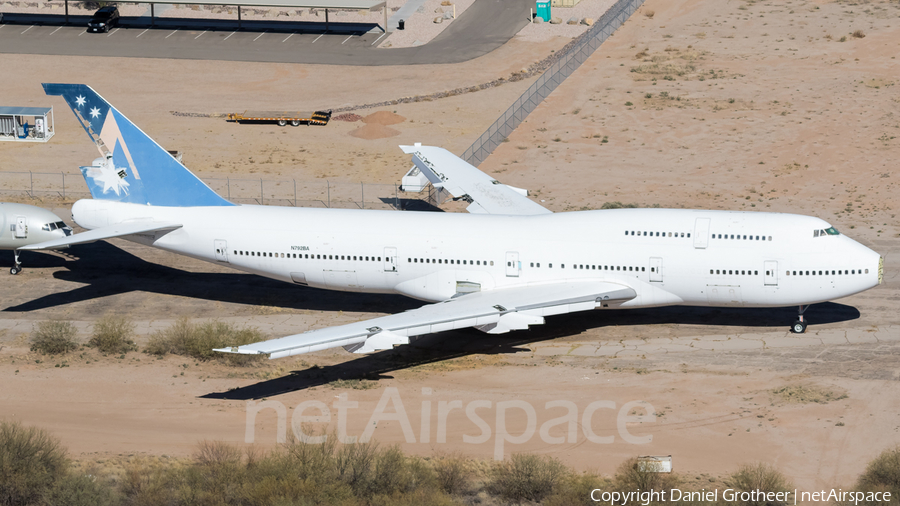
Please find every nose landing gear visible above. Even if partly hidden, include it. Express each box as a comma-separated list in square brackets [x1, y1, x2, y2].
[9, 250, 22, 275]
[791, 305, 808, 333]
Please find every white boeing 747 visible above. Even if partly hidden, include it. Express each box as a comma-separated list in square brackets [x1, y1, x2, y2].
[26, 84, 883, 359]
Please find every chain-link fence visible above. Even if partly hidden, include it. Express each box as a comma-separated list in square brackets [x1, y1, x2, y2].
[0, 171, 452, 210]
[461, 0, 646, 166]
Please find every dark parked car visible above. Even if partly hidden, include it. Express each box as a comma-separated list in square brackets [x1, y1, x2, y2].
[88, 6, 119, 33]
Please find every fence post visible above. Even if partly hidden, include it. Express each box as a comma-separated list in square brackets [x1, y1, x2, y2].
[293, 179, 297, 207]
[260, 178, 263, 205]
[327, 180, 330, 208]
[61, 172, 65, 199]
[227, 177, 231, 200]
[30, 171, 33, 196]
[361, 182, 364, 209]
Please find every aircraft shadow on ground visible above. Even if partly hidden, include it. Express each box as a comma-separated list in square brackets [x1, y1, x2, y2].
[0, 13, 378, 35]
[201, 303, 859, 400]
[2, 241, 420, 314]
[1, 241, 860, 400]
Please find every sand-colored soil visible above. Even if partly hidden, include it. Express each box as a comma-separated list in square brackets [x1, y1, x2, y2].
[1, 0, 899, 494]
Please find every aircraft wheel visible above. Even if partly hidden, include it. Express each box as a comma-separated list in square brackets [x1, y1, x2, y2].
[791, 320, 807, 334]
[277, 119, 287, 127]
[10, 266, 20, 275]
[291, 120, 300, 127]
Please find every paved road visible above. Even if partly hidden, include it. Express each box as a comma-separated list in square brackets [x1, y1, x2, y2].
[0, 0, 532, 65]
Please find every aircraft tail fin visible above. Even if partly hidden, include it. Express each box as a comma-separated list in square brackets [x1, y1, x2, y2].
[43, 83, 233, 207]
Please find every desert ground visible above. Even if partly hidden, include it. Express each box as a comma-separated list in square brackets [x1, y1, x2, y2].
[1, 0, 899, 494]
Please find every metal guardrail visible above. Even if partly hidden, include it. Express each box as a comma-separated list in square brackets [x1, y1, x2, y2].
[461, 0, 646, 166]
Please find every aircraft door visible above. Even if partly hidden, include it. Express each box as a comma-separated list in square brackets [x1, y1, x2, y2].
[384, 247, 397, 272]
[693, 218, 710, 249]
[214, 239, 228, 263]
[505, 251, 519, 277]
[764, 260, 778, 286]
[649, 257, 663, 282]
[14, 216, 27, 238]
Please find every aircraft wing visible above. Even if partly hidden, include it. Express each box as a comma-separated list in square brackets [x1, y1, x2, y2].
[214, 280, 636, 359]
[400, 145, 552, 216]
[19, 221, 182, 250]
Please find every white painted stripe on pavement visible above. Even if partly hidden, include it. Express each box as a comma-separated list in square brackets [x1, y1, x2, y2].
[224, 31, 237, 40]
[312, 33, 324, 43]
[136, 28, 149, 38]
[107, 27, 119, 37]
[253, 31, 266, 41]
[21, 25, 34, 34]
[165, 30, 178, 38]
[370, 32, 385, 46]
[49, 26, 63, 35]
[194, 30, 206, 39]
[282, 31, 295, 42]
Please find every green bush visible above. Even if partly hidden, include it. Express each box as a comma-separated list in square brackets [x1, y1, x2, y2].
[857, 446, 900, 498]
[0, 422, 69, 506]
[88, 315, 137, 354]
[144, 317, 265, 365]
[433, 452, 472, 495]
[489, 453, 570, 503]
[728, 462, 792, 506]
[30, 321, 79, 355]
[45, 473, 117, 506]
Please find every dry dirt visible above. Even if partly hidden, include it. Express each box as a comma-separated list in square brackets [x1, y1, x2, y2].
[1, 0, 900, 494]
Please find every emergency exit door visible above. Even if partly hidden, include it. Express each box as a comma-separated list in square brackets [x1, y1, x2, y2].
[506, 252, 520, 277]
[214, 240, 228, 262]
[14, 216, 27, 238]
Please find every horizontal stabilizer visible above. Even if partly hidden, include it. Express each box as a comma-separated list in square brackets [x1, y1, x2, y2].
[20, 221, 182, 250]
[214, 280, 635, 359]
[400, 144, 552, 216]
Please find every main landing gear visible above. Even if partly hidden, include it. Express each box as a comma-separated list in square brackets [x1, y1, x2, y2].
[791, 305, 808, 334]
[9, 250, 22, 275]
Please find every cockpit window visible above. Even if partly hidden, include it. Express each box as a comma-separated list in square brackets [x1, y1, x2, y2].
[42, 221, 70, 232]
[814, 227, 840, 237]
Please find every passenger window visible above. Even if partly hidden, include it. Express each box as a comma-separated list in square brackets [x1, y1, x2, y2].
[710, 270, 714, 274]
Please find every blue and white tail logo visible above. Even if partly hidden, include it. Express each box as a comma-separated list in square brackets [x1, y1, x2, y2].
[43, 83, 233, 207]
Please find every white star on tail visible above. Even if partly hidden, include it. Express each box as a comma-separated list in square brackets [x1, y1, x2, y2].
[75, 95, 86, 107]
[89, 107, 101, 119]
[87, 164, 130, 196]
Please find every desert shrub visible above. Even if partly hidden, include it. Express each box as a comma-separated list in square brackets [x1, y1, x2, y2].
[489, 453, 570, 503]
[772, 384, 847, 404]
[144, 317, 265, 365]
[852, 29, 865, 38]
[30, 321, 79, 355]
[728, 462, 792, 506]
[45, 472, 117, 506]
[601, 201, 638, 209]
[545, 472, 613, 506]
[0, 422, 69, 506]
[857, 446, 900, 497]
[433, 452, 472, 495]
[88, 315, 137, 354]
